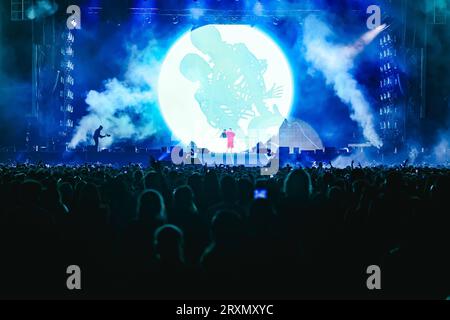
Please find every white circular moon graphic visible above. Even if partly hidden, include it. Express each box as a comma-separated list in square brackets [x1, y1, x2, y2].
[158, 24, 294, 153]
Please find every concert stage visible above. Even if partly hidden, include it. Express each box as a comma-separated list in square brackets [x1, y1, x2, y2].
[1, 1, 447, 169]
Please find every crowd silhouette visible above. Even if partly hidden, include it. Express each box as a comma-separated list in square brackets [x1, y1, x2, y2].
[0, 160, 448, 299]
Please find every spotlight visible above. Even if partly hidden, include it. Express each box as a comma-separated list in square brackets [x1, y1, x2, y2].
[66, 75, 74, 86]
[67, 60, 74, 71]
[67, 32, 75, 43]
[66, 47, 74, 57]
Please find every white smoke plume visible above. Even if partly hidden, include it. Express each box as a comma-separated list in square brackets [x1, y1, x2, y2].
[433, 134, 450, 165]
[69, 42, 162, 148]
[27, 0, 58, 20]
[331, 150, 376, 169]
[302, 15, 384, 148]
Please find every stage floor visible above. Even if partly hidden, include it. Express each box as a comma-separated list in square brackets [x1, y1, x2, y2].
[0, 149, 349, 167]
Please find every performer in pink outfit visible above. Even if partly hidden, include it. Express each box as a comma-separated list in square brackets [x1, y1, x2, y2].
[226, 128, 236, 153]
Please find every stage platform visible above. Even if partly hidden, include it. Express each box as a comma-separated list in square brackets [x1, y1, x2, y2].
[0, 147, 355, 167]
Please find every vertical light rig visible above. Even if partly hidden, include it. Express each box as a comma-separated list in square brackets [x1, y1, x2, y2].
[10, 0, 34, 150]
[58, 26, 75, 147]
[377, 2, 405, 154]
[10, 0, 31, 21]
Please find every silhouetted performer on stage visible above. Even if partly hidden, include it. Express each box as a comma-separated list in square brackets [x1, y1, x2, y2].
[93, 126, 109, 152]
[221, 129, 227, 139]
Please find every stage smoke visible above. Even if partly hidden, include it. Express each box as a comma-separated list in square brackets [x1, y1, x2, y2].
[69, 43, 162, 149]
[331, 151, 372, 169]
[302, 15, 383, 148]
[26, 0, 58, 20]
[433, 133, 450, 164]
